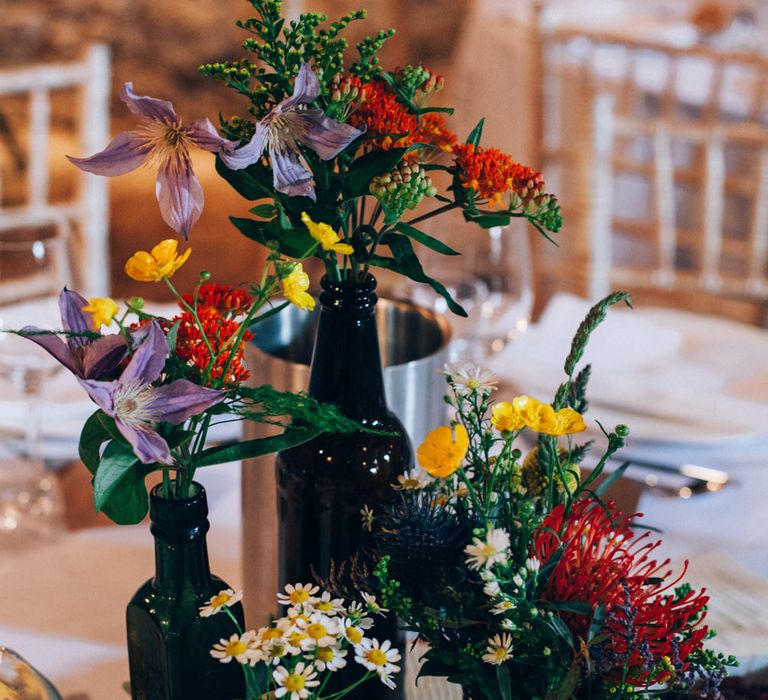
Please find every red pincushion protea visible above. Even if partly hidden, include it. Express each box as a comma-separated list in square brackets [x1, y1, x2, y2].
[532, 501, 710, 686]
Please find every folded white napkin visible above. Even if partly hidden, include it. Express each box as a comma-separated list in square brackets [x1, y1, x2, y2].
[488, 294, 768, 443]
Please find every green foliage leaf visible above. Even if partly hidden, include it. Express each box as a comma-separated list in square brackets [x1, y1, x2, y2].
[594, 461, 630, 498]
[545, 665, 580, 700]
[393, 222, 459, 256]
[370, 234, 467, 316]
[497, 664, 513, 700]
[216, 156, 273, 201]
[588, 603, 606, 642]
[229, 216, 315, 259]
[93, 440, 150, 525]
[197, 426, 322, 467]
[546, 615, 575, 649]
[463, 211, 511, 229]
[79, 410, 112, 476]
[546, 601, 593, 616]
[249, 202, 277, 218]
[466, 118, 485, 147]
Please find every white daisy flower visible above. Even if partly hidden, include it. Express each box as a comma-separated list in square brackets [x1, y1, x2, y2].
[210, 631, 258, 665]
[296, 613, 341, 649]
[512, 574, 524, 588]
[341, 617, 366, 645]
[313, 591, 346, 616]
[277, 583, 319, 609]
[491, 599, 517, 615]
[354, 638, 401, 689]
[448, 364, 498, 396]
[273, 661, 320, 699]
[260, 637, 300, 666]
[361, 592, 388, 616]
[464, 528, 511, 570]
[360, 504, 375, 532]
[310, 645, 348, 672]
[482, 633, 514, 666]
[500, 618, 516, 631]
[394, 467, 433, 491]
[199, 588, 243, 618]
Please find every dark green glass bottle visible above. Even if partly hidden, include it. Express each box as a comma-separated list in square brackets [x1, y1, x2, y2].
[126, 482, 245, 700]
[275, 274, 412, 699]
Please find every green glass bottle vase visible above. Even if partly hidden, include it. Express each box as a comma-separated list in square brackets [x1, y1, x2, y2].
[126, 482, 245, 700]
[275, 274, 412, 699]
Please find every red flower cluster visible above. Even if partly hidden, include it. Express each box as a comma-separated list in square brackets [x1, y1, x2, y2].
[173, 284, 254, 385]
[532, 501, 710, 686]
[453, 143, 544, 208]
[348, 78, 419, 151]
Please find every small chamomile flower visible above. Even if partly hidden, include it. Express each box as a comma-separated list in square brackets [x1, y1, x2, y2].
[273, 661, 320, 699]
[313, 591, 346, 616]
[296, 613, 341, 649]
[277, 583, 319, 608]
[362, 592, 388, 616]
[360, 504, 375, 532]
[464, 528, 511, 570]
[354, 638, 401, 689]
[491, 599, 517, 615]
[394, 467, 432, 490]
[210, 631, 258, 665]
[199, 588, 242, 618]
[310, 645, 348, 672]
[483, 580, 502, 598]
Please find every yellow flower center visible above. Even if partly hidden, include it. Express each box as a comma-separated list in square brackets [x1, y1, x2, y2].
[290, 589, 310, 605]
[284, 674, 306, 692]
[225, 640, 248, 657]
[316, 600, 333, 612]
[307, 623, 329, 640]
[288, 632, 307, 646]
[346, 627, 363, 644]
[494, 648, 508, 660]
[366, 649, 388, 667]
[317, 647, 335, 663]
[481, 543, 497, 557]
[138, 120, 192, 173]
[262, 627, 283, 640]
[210, 592, 231, 608]
[401, 478, 420, 489]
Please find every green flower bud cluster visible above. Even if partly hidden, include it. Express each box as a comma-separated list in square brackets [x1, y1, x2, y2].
[369, 161, 437, 223]
[397, 65, 431, 96]
[351, 28, 396, 82]
[508, 173, 563, 233]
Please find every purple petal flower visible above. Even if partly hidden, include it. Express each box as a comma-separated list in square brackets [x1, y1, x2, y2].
[220, 62, 364, 200]
[67, 83, 239, 239]
[79, 320, 225, 465]
[20, 288, 128, 380]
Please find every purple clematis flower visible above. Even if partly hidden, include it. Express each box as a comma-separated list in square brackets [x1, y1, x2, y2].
[79, 321, 224, 465]
[20, 288, 128, 380]
[68, 83, 239, 239]
[220, 62, 364, 201]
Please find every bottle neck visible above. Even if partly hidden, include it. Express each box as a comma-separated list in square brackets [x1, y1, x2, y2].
[150, 483, 212, 594]
[307, 275, 388, 416]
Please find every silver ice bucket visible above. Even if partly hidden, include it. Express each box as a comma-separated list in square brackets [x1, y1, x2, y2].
[241, 297, 451, 625]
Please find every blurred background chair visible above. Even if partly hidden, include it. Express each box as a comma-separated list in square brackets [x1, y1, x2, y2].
[0, 44, 110, 297]
[536, 14, 768, 325]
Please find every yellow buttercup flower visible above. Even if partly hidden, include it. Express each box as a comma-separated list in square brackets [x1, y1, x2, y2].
[417, 424, 469, 478]
[301, 211, 354, 256]
[124, 239, 191, 282]
[81, 297, 120, 328]
[491, 401, 525, 432]
[281, 263, 315, 312]
[507, 396, 586, 437]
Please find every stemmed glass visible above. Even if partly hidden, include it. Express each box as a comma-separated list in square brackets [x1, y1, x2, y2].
[408, 221, 534, 363]
[0, 222, 70, 544]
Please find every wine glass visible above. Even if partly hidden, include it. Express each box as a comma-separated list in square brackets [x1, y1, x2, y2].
[408, 221, 534, 363]
[0, 222, 70, 545]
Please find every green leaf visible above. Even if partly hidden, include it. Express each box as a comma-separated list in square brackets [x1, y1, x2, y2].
[93, 440, 150, 525]
[229, 216, 316, 259]
[594, 461, 630, 498]
[216, 156, 273, 201]
[546, 601, 592, 616]
[546, 615, 574, 649]
[249, 202, 277, 219]
[466, 118, 485, 147]
[464, 211, 512, 229]
[196, 426, 322, 467]
[544, 665, 580, 700]
[369, 234, 467, 316]
[588, 603, 606, 642]
[497, 664, 513, 700]
[78, 410, 112, 476]
[417, 106, 455, 116]
[393, 222, 459, 256]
